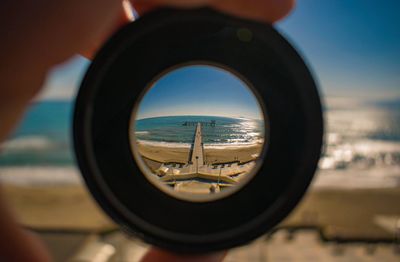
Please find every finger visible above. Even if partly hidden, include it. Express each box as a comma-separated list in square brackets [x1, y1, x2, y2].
[211, 0, 295, 23]
[140, 248, 226, 262]
[81, 0, 135, 59]
[132, 0, 295, 22]
[132, 0, 212, 16]
[133, 1, 163, 15]
[0, 1, 128, 259]
[91, 0, 295, 57]
[0, 0, 124, 109]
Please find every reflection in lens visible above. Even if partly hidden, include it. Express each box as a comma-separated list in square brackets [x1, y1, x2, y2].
[131, 65, 266, 201]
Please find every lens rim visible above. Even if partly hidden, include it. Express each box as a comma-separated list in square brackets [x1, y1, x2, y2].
[73, 8, 323, 253]
[129, 61, 268, 203]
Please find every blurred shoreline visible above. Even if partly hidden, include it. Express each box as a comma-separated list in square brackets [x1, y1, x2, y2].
[0, 96, 399, 241]
[137, 141, 262, 164]
[0, 166, 399, 241]
[1, 166, 399, 189]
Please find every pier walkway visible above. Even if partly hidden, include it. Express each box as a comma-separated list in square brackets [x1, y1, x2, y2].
[155, 122, 256, 191]
[189, 123, 205, 171]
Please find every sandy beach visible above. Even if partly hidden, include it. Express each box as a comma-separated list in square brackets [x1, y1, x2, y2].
[0, 167, 399, 260]
[0, 167, 399, 240]
[137, 141, 263, 165]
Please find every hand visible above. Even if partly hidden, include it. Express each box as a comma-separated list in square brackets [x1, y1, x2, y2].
[141, 248, 226, 262]
[0, 1, 294, 261]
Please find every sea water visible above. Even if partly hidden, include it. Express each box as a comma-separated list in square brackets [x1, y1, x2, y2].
[0, 101, 73, 166]
[321, 97, 400, 171]
[0, 98, 399, 173]
[135, 115, 264, 148]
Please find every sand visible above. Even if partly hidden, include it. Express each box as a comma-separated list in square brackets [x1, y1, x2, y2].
[137, 142, 263, 165]
[1, 184, 115, 232]
[283, 187, 400, 240]
[1, 167, 399, 241]
[3, 178, 399, 240]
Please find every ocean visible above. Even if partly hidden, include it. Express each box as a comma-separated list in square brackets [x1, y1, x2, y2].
[321, 97, 400, 171]
[135, 115, 264, 148]
[0, 101, 73, 166]
[0, 98, 399, 174]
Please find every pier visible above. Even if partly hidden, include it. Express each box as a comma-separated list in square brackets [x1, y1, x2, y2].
[189, 123, 205, 170]
[155, 121, 257, 192]
[182, 120, 216, 127]
[157, 122, 255, 185]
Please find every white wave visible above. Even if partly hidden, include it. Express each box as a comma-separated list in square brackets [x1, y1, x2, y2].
[137, 140, 191, 148]
[351, 139, 400, 153]
[135, 131, 150, 135]
[245, 132, 261, 137]
[204, 139, 265, 149]
[137, 139, 264, 149]
[0, 136, 55, 151]
[0, 167, 82, 186]
[321, 137, 400, 170]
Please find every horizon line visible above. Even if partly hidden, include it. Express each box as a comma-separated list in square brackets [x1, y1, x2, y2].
[135, 114, 263, 121]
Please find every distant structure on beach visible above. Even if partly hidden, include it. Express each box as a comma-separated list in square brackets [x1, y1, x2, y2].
[182, 120, 216, 127]
[155, 122, 256, 194]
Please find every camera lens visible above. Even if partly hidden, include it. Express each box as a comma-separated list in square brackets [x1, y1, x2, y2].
[73, 8, 323, 253]
[131, 64, 267, 202]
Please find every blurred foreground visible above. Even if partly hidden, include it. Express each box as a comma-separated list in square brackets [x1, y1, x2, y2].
[1, 167, 399, 261]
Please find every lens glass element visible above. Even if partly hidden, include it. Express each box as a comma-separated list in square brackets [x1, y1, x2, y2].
[130, 64, 266, 201]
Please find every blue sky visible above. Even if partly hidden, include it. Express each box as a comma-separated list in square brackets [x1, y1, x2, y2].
[277, 0, 400, 97]
[136, 65, 263, 119]
[37, 0, 400, 101]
